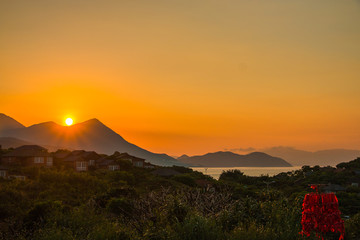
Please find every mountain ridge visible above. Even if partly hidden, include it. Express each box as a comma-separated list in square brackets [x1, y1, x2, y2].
[177, 151, 292, 167]
[262, 146, 360, 166]
[0, 113, 25, 135]
[0, 115, 183, 166]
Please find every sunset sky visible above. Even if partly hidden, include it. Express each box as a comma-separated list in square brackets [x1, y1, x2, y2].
[1, 0, 359, 156]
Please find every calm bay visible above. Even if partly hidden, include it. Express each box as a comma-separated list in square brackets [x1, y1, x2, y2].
[191, 166, 302, 179]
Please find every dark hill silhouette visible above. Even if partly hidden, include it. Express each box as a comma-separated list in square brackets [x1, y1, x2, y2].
[0, 113, 25, 135]
[0, 137, 33, 149]
[0, 116, 183, 166]
[177, 151, 292, 167]
[0, 137, 67, 152]
[263, 146, 360, 166]
[177, 154, 190, 160]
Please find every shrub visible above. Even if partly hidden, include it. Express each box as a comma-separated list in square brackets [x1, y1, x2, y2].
[175, 214, 224, 240]
[172, 174, 196, 187]
[107, 197, 133, 216]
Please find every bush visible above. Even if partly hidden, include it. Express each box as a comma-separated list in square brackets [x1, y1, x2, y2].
[172, 174, 196, 187]
[108, 171, 135, 185]
[107, 197, 133, 216]
[345, 213, 360, 239]
[175, 214, 224, 240]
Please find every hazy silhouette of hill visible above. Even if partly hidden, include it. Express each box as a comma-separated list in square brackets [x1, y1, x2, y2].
[0, 115, 183, 166]
[262, 146, 360, 166]
[177, 154, 190, 161]
[0, 113, 25, 135]
[177, 151, 292, 167]
[0, 137, 71, 152]
[0, 137, 33, 149]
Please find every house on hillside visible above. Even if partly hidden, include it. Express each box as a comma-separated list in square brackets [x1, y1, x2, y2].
[115, 152, 146, 168]
[9, 175, 27, 180]
[61, 150, 101, 171]
[62, 155, 87, 171]
[52, 150, 71, 165]
[1, 145, 53, 167]
[97, 157, 121, 171]
[75, 151, 100, 167]
[0, 165, 8, 178]
[0, 165, 28, 180]
[132, 158, 145, 167]
[144, 162, 156, 169]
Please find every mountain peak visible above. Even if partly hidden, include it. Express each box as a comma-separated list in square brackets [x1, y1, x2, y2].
[29, 121, 59, 128]
[77, 118, 111, 132]
[0, 113, 24, 124]
[247, 152, 270, 157]
[88, 118, 101, 122]
[0, 113, 25, 135]
[81, 118, 105, 126]
[206, 151, 238, 156]
[0, 114, 184, 166]
[177, 154, 190, 160]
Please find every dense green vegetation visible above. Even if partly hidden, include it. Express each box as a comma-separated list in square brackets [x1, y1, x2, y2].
[0, 151, 360, 239]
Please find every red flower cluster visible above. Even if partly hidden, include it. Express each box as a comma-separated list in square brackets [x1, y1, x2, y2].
[300, 192, 345, 240]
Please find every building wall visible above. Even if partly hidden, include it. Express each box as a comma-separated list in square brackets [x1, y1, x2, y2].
[75, 161, 88, 171]
[32, 156, 53, 167]
[108, 165, 120, 171]
[0, 170, 7, 178]
[1, 156, 53, 167]
[132, 160, 144, 167]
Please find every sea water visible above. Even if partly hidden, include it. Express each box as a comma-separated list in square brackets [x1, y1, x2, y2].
[191, 166, 302, 180]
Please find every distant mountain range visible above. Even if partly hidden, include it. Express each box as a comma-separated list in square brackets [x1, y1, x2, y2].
[3, 113, 357, 168]
[0, 114, 25, 135]
[0, 137, 33, 149]
[177, 151, 292, 167]
[262, 146, 360, 167]
[0, 137, 69, 152]
[0, 113, 182, 166]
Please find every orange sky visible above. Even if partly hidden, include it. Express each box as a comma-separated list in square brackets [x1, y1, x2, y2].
[1, 0, 360, 156]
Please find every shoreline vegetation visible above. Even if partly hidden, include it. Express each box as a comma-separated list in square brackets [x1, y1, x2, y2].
[0, 147, 359, 239]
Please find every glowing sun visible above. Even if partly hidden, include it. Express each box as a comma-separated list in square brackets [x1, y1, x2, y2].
[65, 118, 73, 126]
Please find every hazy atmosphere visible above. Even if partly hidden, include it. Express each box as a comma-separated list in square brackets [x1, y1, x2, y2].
[1, 0, 359, 155]
[1, 2, 360, 239]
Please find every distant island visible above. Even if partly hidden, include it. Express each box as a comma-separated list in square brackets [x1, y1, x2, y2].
[262, 146, 360, 167]
[177, 151, 292, 167]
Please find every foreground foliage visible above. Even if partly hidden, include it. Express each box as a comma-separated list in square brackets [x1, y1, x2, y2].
[0, 158, 360, 239]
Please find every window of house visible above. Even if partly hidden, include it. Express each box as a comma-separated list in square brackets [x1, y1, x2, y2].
[76, 161, 87, 171]
[46, 157, 53, 166]
[134, 161, 143, 167]
[89, 160, 95, 166]
[109, 165, 120, 171]
[0, 171, 6, 178]
[13, 175, 26, 180]
[7, 157, 13, 163]
[34, 157, 44, 163]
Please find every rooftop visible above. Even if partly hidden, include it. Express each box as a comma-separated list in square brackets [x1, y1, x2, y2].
[3, 145, 49, 157]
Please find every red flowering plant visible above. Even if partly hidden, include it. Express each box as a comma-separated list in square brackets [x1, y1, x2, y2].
[300, 185, 345, 240]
